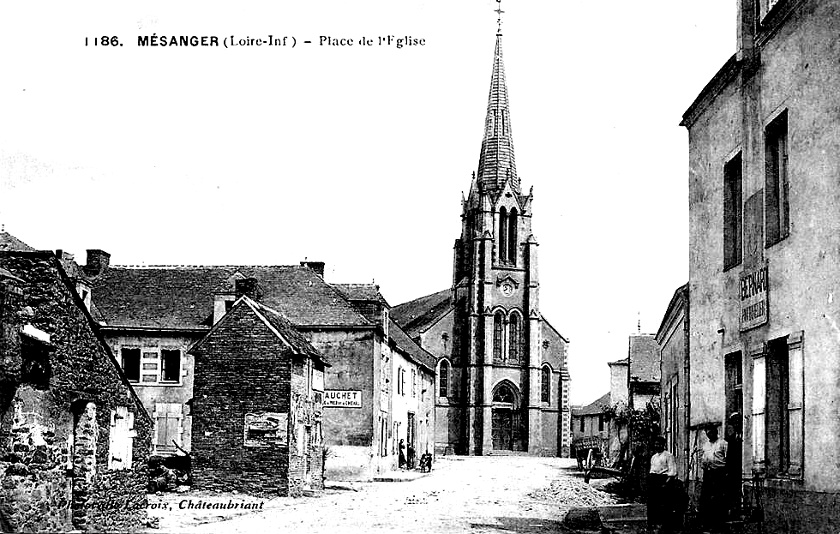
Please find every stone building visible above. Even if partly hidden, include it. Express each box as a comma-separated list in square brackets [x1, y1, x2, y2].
[681, 0, 840, 529]
[190, 295, 328, 496]
[391, 28, 571, 457]
[87, 259, 434, 480]
[654, 283, 689, 481]
[0, 249, 151, 532]
[626, 333, 660, 411]
[571, 393, 611, 455]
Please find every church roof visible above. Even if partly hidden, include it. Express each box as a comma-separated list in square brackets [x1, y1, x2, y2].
[92, 265, 371, 330]
[390, 288, 452, 338]
[388, 318, 436, 372]
[476, 34, 519, 194]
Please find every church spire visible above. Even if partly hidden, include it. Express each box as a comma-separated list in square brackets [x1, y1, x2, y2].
[476, 13, 519, 195]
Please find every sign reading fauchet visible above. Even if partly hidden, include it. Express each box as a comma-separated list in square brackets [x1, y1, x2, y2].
[324, 390, 362, 408]
[740, 263, 769, 331]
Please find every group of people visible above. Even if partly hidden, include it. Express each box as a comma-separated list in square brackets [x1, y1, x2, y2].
[647, 415, 742, 534]
[397, 439, 432, 472]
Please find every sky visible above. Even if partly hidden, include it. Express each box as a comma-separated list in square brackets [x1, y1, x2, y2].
[0, 1, 736, 405]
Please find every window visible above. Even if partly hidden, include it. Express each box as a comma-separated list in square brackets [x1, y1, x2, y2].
[121, 348, 140, 382]
[509, 312, 521, 362]
[493, 312, 504, 362]
[398, 367, 405, 396]
[121, 347, 182, 385]
[579, 417, 584, 433]
[598, 414, 605, 432]
[439, 360, 449, 397]
[765, 111, 789, 246]
[499, 207, 508, 262]
[765, 338, 789, 476]
[756, 333, 804, 477]
[493, 384, 514, 404]
[508, 208, 518, 266]
[724, 153, 743, 270]
[161, 349, 181, 383]
[541, 365, 550, 403]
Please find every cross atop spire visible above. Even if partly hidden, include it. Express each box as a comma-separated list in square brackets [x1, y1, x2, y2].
[494, 0, 504, 36]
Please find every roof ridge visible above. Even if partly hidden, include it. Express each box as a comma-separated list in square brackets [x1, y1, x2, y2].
[109, 264, 303, 269]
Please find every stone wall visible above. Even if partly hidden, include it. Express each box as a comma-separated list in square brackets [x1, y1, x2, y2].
[192, 303, 308, 496]
[0, 252, 152, 533]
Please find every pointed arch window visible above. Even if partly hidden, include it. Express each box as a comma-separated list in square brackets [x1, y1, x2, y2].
[439, 360, 450, 398]
[508, 312, 521, 362]
[493, 312, 504, 362]
[508, 208, 518, 266]
[498, 207, 508, 263]
[541, 365, 551, 403]
[493, 383, 515, 404]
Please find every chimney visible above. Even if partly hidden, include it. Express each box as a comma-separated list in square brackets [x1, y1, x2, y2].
[84, 249, 111, 276]
[300, 261, 325, 278]
[235, 278, 262, 301]
[737, 0, 757, 62]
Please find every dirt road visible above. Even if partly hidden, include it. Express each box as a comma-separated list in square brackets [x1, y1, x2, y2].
[148, 456, 617, 533]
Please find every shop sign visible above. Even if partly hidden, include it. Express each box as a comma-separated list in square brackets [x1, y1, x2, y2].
[740, 263, 769, 331]
[324, 390, 362, 408]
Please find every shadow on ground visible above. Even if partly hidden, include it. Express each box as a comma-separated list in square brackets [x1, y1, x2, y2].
[470, 516, 576, 533]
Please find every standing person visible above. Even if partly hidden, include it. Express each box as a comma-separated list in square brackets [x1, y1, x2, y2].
[398, 439, 406, 469]
[407, 444, 416, 470]
[725, 414, 743, 518]
[648, 436, 678, 534]
[700, 424, 728, 531]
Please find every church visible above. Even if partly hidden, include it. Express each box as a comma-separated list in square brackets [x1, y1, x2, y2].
[391, 24, 571, 457]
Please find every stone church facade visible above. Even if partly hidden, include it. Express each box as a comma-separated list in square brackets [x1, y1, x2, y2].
[392, 32, 571, 457]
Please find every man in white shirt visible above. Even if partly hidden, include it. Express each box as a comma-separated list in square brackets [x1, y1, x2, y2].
[700, 424, 728, 531]
[648, 436, 678, 533]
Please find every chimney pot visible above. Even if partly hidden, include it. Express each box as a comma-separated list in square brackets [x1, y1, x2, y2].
[300, 261, 325, 277]
[85, 249, 111, 276]
[235, 278, 262, 301]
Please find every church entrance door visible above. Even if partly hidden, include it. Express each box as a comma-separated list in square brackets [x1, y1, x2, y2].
[492, 408, 514, 450]
[491, 382, 519, 451]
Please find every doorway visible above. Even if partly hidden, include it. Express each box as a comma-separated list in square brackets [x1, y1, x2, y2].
[491, 382, 520, 451]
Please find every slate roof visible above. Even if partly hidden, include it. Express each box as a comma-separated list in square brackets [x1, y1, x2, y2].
[332, 283, 390, 307]
[0, 250, 150, 423]
[91, 265, 370, 330]
[572, 392, 611, 417]
[388, 319, 436, 372]
[390, 288, 452, 338]
[190, 296, 329, 366]
[0, 231, 35, 252]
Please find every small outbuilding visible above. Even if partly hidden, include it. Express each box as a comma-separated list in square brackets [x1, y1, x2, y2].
[189, 295, 328, 496]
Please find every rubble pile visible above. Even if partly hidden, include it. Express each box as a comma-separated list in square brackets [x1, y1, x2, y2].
[528, 477, 617, 508]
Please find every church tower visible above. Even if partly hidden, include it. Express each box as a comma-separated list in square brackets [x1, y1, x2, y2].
[448, 23, 570, 456]
[391, 10, 570, 458]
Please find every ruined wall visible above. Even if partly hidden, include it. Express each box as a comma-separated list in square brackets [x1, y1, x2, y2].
[287, 359, 324, 494]
[0, 252, 151, 533]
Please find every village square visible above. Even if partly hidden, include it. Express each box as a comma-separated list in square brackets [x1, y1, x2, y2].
[1, 0, 839, 532]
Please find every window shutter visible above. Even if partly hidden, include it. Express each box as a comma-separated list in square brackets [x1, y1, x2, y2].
[787, 332, 804, 476]
[752, 356, 766, 472]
